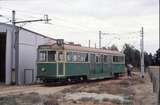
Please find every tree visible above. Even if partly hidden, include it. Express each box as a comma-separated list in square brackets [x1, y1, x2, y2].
[107, 44, 119, 51]
[155, 48, 160, 65]
[122, 44, 138, 67]
[144, 52, 151, 67]
[122, 43, 153, 68]
[148, 53, 153, 65]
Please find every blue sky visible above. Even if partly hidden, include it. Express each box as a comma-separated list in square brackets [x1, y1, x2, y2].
[0, 0, 159, 53]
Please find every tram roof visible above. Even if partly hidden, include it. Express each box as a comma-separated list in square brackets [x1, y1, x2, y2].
[39, 44, 124, 55]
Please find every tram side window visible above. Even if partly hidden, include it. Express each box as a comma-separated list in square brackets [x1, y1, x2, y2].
[85, 53, 88, 62]
[39, 51, 47, 62]
[66, 52, 72, 61]
[58, 51, 64, 61]
[104, 55, 108, 63]
[96, 56, 98, 63]
[48, 51, 56, 62]
[119, 56, 124, 62]
[72, 52, 78, 62]
[113, 56, 118, 62]
[113, 56, 124, 62]
[100, 55, 103, 63]
[67, 52, 88, 62]
[79, 53, 88, 62]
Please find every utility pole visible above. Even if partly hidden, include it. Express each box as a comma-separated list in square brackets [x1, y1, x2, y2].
[99, 30, 101, 49]
[140, 27, 144, 78]
[12, 10, 15, 26]
[11, 10, 51, 85]
[12, 10, 18, 84]
[89, 40, 90, 48]
[95, 43, 96, 48]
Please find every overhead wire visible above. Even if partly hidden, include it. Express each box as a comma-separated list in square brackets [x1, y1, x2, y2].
[0, 6, 142, 49]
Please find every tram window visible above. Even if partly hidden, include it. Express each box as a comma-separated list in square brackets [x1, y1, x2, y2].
[48, 51, 56, 62]
[85, 53, 88, 62]
[104, 55, 108, 63]
[72, 52, 78, 62]
[113, 56, 118, 62]
[66, 52, 72, 61]
[39, 51, 47, 62]
[96, 56, 99, 63]
[78, 53, 82, 62]
[80, 53, 88, 62]
[119, 56, 124, 62]
[113, 56, 124, 62]
[69, 52, 88, 62]
[100, 55, 103, 63]
[58, 51, 64, 61]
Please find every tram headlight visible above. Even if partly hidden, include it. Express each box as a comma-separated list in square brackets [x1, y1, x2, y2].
[41, 68, 45, 72]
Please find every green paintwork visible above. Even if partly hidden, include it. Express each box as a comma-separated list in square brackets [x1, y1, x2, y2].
[58, 63, 64, 75]
[65, 63, 89, 76]
[88, 63, 113, 79]
[37, 63, 57, 77]
[37, 62, 125, 80]
[112, 64, 125, 73]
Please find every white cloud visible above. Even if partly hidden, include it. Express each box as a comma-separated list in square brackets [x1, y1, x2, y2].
[0, 0, 159, 53]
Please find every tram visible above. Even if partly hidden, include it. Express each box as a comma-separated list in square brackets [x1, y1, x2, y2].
[37, 40, 125, 83]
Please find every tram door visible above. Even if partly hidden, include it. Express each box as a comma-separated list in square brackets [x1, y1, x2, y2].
[89, 54, 96, 74]
[100, 55, 103, 73]
[108, 55, 112, 75]
[57, 51, 65, 76]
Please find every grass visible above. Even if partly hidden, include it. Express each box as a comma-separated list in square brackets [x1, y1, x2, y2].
[0, 96, 18, 105]
[43, 99, 59, 105]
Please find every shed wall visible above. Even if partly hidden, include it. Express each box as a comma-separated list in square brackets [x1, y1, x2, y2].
[0, 23, 56, 85]
[0, 24, 13, 84]
[18, 29, 56, 84]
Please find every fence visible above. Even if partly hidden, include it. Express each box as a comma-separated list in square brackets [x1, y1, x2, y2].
[148, 66, 160, 105]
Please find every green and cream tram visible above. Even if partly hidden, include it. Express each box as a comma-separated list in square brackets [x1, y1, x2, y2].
[37, 41, 125, 83]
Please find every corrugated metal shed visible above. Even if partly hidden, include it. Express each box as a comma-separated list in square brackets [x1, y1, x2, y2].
[0, 23, 56, 85]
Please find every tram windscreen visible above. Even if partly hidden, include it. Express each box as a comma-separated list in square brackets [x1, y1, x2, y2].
[39, 51, 56, 62]
[48, 51, 56, 62]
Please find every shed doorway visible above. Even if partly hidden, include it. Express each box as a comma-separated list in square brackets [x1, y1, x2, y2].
[0, 32, 6, 83]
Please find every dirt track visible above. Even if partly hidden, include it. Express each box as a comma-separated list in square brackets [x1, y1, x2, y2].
[0, 84, 71, 96]
[0, 71, 158, 105]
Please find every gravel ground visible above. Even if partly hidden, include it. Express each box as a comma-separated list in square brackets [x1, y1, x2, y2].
[0, 71, 158, 105]
[0, 84, 72, 96]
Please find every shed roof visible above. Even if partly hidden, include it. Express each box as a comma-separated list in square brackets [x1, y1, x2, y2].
[0, 22, 56, 40]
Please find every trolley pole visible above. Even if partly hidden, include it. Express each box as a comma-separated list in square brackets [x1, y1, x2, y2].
[99, 30, 101, 49]
[140, 27, 144, 78]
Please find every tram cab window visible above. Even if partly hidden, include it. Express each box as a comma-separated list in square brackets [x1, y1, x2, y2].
[58, 51, 64, 61]
[48, 51, 56, 62]
[39, 51, 47, 62]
